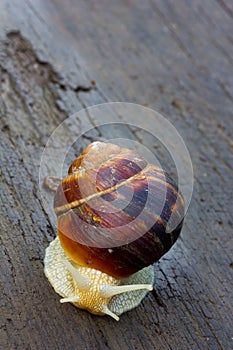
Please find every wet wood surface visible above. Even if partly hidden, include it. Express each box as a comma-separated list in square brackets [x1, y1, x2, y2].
[0, 1, 232, 349]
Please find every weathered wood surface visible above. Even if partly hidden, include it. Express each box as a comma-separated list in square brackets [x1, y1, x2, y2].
[0, 0, 232, 349]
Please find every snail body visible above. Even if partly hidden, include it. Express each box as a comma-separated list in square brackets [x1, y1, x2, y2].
[44, 141, 184, 320]
[44, 238, 154, 321]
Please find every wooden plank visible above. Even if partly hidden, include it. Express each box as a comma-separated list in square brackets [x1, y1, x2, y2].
[0, 1, 232, 349]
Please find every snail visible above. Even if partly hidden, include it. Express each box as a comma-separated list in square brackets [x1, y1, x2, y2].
[44, 141, 184, 320]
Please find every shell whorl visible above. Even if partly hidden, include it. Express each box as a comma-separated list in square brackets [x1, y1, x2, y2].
[54, 142, 184, 279]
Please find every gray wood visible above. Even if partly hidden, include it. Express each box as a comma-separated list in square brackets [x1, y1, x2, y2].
[0, 1, 232, 349]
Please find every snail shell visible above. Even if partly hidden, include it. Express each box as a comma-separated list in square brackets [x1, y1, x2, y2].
[54, 141, 184, 278]
[44, 141, 184, 320]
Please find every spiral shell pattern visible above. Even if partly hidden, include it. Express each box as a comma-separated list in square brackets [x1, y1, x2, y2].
[54, 142, 184, 279]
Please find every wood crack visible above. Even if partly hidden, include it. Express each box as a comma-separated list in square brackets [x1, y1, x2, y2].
[215, 0, 233, 18]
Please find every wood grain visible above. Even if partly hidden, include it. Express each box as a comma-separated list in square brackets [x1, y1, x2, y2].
[0, 1, 232, 349]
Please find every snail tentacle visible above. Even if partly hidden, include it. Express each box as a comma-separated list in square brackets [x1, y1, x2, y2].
[43, 176, 62, 192]
[63, 259, 91, 291]
[101, 305, 120, 321]
[60, 295, 80, 303]
[99, 284, 153, 298]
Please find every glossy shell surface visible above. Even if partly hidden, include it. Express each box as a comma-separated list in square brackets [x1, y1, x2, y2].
[54, 142, 184, 279]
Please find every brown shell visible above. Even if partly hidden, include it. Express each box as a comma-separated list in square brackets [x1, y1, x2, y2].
[54, 142, 184, 279]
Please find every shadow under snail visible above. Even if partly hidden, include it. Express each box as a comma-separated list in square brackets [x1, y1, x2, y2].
[44, 141, 184, 321]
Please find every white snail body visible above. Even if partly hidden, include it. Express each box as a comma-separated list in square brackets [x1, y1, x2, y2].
[44, 237, 154, 321]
